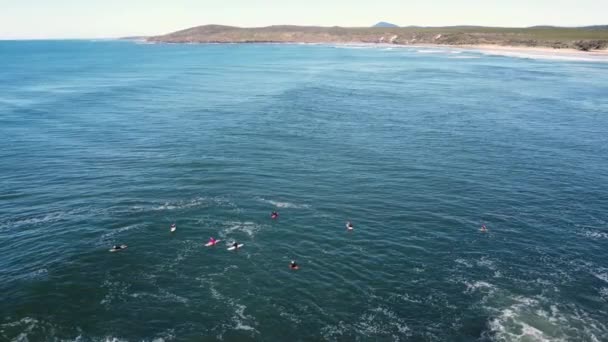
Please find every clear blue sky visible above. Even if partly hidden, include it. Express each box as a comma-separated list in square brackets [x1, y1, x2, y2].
[0, 0, 606, 39]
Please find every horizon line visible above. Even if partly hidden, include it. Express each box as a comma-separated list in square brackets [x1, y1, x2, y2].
[2, 22, 607, 41]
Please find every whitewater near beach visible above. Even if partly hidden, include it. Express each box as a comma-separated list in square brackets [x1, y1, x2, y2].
[1, 40, 608, 341]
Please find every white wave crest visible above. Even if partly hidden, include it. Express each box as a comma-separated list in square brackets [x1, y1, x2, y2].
[449, 55, 481, 59]
[416, 49, 447, 54]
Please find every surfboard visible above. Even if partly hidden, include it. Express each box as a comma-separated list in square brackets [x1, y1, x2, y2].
[170, 225, 176, 232]
[109, 245, 128, 252]
[346, 225, 354, 230]
[205, 240, 221, 247]
[227, 244, 244, 251]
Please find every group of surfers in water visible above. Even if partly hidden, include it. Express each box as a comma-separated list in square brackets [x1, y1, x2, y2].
[112, 211, 488, 264]
[201, 212, 354, 269]
[113, 211, 329, 269]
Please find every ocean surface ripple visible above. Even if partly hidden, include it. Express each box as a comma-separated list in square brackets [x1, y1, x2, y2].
[1, 41, 608, 341]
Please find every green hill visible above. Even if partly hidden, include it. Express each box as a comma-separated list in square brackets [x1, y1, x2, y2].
[147, 25, 608, 51]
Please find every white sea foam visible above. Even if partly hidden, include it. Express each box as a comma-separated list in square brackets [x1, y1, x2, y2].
[464, 281, 496, 294]
[23, 268, 48, 280]
[322, 306, 411, 340]
[454, 258, 473, 268]
[581, 229, 608, 240]
[449, 55, 481, 59]
[1, 207, 103, 232]
[99, 223, 145, 244]
[130, 289, 189, 305]
[152, 196, 235, 211]
[600, 288, 608, 301]
[0, 212, 66, 231]
[220, 221, 264, 239]
[100, 280, 131, 306]
[487, 298, 563, 342]
[256, 197, 311, 209]
[486, 295, 608, 342]
[203, 279, 258, 335]
[476, 256, 497, 270]
[416, 49, 447, 54]
[593, 272, 608, 284]
[0, 317, 59, 342]
[391, 293, 423, 304]
[473, 48, 608, 63]
[279, 310, 302, 324]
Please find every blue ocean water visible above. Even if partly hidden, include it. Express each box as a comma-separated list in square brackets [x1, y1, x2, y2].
[1, 40, 608, 341]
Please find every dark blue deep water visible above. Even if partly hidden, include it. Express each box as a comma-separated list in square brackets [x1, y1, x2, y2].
[1, 41, 608, 341]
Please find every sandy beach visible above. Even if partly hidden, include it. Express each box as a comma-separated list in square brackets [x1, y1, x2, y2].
[457, 44, 608, 61]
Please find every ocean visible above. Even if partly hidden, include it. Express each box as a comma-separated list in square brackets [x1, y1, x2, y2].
[1, 40, 607, 341]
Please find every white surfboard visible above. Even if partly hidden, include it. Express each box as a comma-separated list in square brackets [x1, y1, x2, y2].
[227, 244, 244, 251]
[109, 245, 128, 252]
[170, 225, 176, 232]
[346, 224, 354, 230]
[205, 240, 221, 247]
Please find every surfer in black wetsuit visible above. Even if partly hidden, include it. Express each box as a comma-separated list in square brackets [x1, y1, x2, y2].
[290, 260, 299, 270]
[232, 242, 239, 249]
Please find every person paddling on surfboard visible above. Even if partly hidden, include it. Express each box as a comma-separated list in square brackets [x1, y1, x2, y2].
[208, 237, 217, 245]
[480, 224, 488, 232]
[346, 221, 354, 230]
[232, 241, 239, 249]
[113, 245, 123, 250]
[271, 211, 279, 219]
[290, 260, 299, 270]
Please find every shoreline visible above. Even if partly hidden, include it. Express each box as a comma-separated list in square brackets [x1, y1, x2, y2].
[138, 38, 608, 62]
[329, 41, 608, 57]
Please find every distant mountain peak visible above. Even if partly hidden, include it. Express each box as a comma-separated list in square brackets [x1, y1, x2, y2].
[373, 21, 399, 28]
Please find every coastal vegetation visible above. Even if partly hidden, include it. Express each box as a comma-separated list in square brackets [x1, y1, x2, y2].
[147, 24, 608, 51]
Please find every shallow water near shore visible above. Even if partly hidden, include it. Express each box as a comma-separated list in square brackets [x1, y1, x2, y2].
[1, 40, 608, 341]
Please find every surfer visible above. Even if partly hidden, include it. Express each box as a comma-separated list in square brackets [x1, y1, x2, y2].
[346, 221, 354, 230]
[170, 223, 176, 230]
[290, 260, 299, 270]
[110, 244, 127, 252]
[480, 224, 488, 232]
[271, 211, 279, 219]
[208, 237, 217, 245]
[232, 241, 239, 249]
